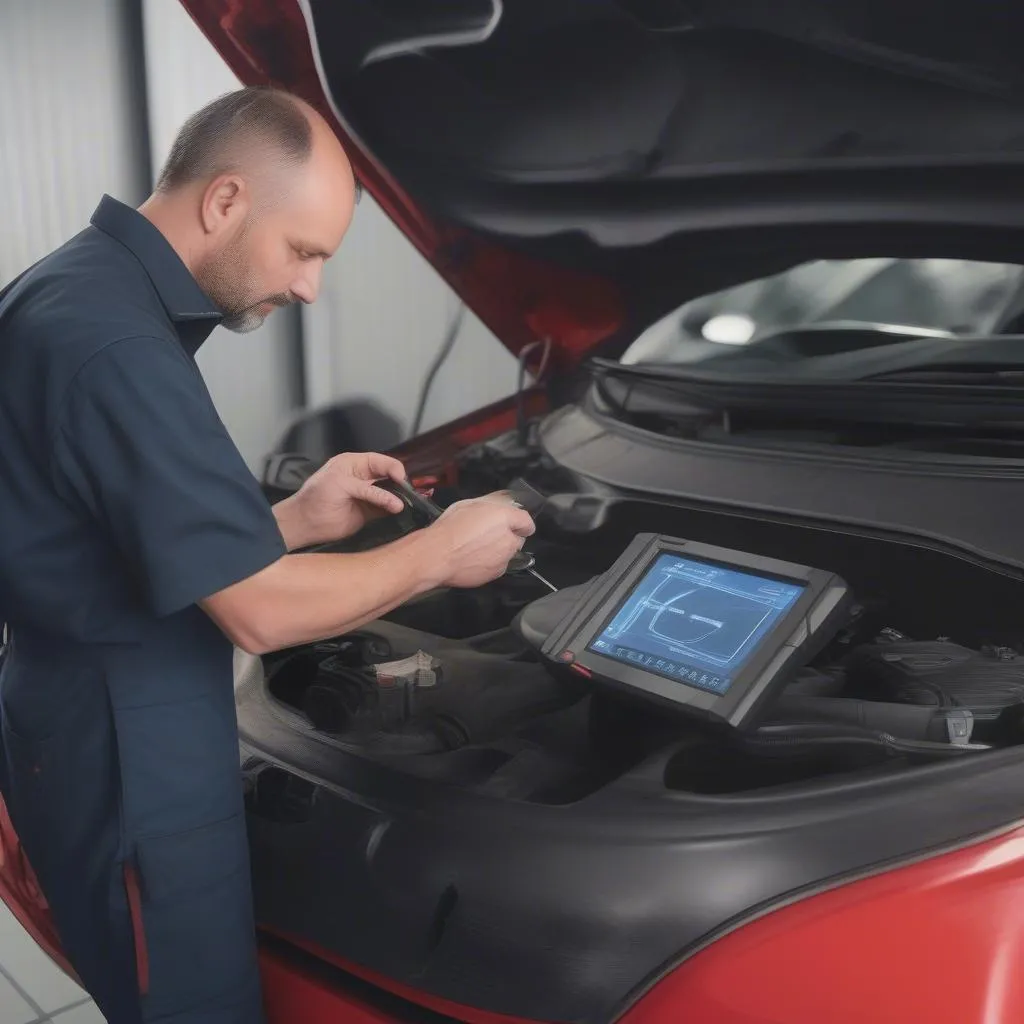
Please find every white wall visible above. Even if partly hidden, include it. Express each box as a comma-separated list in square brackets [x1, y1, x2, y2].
[303, 196, 519, 439]
[141, 0, 302, 470]
[0, 0, 146, 284]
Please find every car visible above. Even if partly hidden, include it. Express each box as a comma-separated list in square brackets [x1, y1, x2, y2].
[6, 2, 1024, 1022]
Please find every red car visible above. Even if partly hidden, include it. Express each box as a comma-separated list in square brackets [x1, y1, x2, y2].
[6, 2, 1024, 1022]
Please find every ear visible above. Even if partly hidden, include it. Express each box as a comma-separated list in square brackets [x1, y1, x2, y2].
[199, 174, 250, 236]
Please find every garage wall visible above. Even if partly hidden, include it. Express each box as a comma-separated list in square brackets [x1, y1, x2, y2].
[0, 0, 147, 285]
[302, 197, 520, 440]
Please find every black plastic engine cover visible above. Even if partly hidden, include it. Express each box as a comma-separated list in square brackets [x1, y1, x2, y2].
[238, 650, 1024, 1024]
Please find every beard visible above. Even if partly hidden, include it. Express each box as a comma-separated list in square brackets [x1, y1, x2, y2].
[195, 229, 292, 334]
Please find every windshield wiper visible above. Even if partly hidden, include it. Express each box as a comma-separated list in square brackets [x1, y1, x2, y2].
[593, 332, 1024, 388]
[865, 366, 1024, 385]
[590, 358, 1024, 430]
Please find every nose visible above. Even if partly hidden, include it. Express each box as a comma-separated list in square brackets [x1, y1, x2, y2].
[290, 263, 322, 305]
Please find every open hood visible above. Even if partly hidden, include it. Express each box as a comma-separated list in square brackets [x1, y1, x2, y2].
[181, 0, 1024, 369]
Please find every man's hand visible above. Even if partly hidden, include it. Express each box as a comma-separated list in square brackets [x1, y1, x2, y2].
[204, 492, 537, 654]
[273, 452, 407, 550]
[426, 496, 536, 588]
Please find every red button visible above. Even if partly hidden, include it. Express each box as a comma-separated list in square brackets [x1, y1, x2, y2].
[570, 664, 593, 679]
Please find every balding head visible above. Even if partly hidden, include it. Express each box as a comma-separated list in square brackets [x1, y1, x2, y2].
[155, 88, 314, 194]
[142, 87, 357, 333]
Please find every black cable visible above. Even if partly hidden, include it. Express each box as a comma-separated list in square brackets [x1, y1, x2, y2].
[409, 302, 466, 438]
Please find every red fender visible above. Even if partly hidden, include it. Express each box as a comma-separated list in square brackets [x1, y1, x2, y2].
[619, 824, 1024, 1024]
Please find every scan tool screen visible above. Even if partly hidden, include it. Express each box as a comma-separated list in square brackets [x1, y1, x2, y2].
[587, 553, 807, 695]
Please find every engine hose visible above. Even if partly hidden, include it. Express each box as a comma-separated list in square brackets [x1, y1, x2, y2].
[737, 722, 988, 760]
[769, 695, 953, 742]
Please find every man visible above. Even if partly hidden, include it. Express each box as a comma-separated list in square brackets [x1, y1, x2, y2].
[0, 87, 534, 1024]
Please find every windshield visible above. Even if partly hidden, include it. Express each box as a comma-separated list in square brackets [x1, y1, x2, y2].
[622, 258, 1024, 365]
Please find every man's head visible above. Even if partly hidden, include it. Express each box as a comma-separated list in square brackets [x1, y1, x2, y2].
[142, 87, 357, 333]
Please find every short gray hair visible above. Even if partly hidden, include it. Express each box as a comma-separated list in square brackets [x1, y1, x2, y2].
[155, 86, 313, 193]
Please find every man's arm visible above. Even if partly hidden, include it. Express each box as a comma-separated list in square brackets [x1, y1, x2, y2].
[271, 452, 407, 551]
[272, 495, 316, 552]
[202, 532, 437, 653]
[202, 498, 534, 654]
[47, 338, 532, 641]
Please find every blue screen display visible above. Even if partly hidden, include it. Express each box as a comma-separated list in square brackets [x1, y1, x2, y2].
[587, 553, 806, 695]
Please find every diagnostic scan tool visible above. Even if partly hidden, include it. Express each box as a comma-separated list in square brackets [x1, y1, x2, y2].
[540, 534, 851, 730]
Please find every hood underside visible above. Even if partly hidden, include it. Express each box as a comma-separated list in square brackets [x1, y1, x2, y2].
[182, 0, 1024, 365]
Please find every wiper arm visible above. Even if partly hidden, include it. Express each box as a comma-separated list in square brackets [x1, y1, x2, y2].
[589, 357, 788, 387]
[867, 366, 1024, 385]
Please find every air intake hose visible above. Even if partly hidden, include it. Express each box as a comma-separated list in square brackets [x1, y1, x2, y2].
[737, 722, 987, 761]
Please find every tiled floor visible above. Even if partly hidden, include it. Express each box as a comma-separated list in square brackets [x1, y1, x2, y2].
[0, 902, 104, 1024]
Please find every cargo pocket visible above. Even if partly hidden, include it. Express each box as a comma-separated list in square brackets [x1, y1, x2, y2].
[131, 813, 259, 1018]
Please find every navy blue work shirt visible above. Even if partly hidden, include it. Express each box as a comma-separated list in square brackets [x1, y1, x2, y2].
[0, 195, 285, 649]
[0, 195, 286, 1020]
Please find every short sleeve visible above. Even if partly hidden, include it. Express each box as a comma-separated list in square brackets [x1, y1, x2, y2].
[51, 336, 286, 617]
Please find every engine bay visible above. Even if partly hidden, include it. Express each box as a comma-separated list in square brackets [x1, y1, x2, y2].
[237, 424, 1024, 1024]
[254, 449, 1024, 803]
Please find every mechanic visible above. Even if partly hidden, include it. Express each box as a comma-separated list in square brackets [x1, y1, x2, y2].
[0, 87, 534, 1024]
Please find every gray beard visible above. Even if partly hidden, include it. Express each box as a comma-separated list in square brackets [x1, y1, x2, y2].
[194, 232, 266, 334]
[219, 305, 269, 334]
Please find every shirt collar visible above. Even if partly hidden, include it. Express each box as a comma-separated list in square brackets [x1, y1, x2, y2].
[90, 195, 222, 352]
